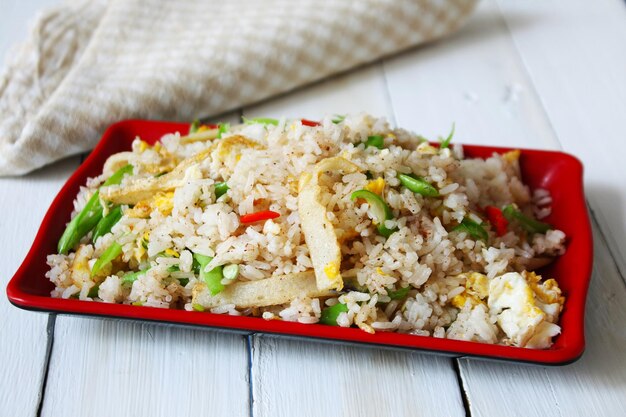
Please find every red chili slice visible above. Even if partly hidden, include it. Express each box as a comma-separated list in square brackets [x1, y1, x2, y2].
[485, 206, 509, 237]
[300, 119, 320, 127]
[239, 210, 281, 224]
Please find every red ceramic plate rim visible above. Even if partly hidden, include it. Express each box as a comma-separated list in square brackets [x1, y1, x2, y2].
[6, 120, 593, 365]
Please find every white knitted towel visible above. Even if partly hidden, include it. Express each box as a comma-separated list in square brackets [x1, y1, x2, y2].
[0, 0, 477, 176]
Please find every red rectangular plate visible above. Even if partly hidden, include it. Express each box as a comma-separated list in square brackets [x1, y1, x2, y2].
[6, 120, 593, 365]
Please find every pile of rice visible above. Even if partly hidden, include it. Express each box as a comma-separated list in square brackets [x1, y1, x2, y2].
[47, 114, 567, 349]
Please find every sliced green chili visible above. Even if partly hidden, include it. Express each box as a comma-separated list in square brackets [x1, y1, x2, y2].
[122, 269, 147, 285]
[58, 191, 103, 254]
[189, 119, 200, 134]
[192, 303, 205, 312]
[351, 189, 397, 238]
[193, 253, 224, 295]
[388, 286, 410, 300]
[102, 164, 133, 187]
[502, 205, 552, 234]
[91, 241, 123, 277]
[242, 117, 279, 126]
[58, 164, 133, 254]
[320, 303, 349, 326]
[87, 284, 100, 298]
[214, 182, 229, 199]
[365, 135, 384, 149]
[223, 264, 239, 281]
[440, 123, 456, 149]
[331, 115, 346, 124]
[217, 122, 230, 138]
[453, 218, 489, 241]
[398, 174, 439, 197]
[92, 206, 123, 243]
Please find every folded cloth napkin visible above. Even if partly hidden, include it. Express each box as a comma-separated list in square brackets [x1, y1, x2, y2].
[0, 0, 477, 176]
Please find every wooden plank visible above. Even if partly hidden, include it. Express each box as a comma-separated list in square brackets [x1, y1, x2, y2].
[41, 318, 250, 417]
[384, 0, 560, 150]
[0, 2, 75, 413]
[244, 64, 465, 417]
[243, 64, 394, 122]
[252, 336, 465, 417]
[496, 0, 626, 278]
[0, 157, 79, 416]
[459, 219, 626, 417]
[41, 112, 252, 416]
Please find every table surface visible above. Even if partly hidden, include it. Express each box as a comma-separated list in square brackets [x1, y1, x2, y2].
[2, 0, 626, 416]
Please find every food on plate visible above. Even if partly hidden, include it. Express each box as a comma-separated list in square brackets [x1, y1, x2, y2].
[47, 114, 567, 348]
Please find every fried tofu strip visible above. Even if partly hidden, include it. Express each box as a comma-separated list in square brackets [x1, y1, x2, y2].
[297, 157, 359, 292]
[100, 148, 212, 205]
[179, 128, 220, 144]
[192, 271, 333, 309]
[101, 135, 262, 205]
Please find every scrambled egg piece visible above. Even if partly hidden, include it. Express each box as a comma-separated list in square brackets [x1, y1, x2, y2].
[488, 272, 562, 348]
[364, 177, 385, 196]
[126, 191, 174, 218]
[502, 149, 521, 163]
[524, 271, 565, 322]
[450, 272, 489, 309]
[164, 248, 179, 257]
[70, 244, 93, 289]
[324, 261, 340, 280]
[214, 135, 264, 167]
[416, 142, 438, 155]
[153, 191, 174, 215]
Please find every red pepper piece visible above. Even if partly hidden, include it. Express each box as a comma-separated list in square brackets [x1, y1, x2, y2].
[300, 119, 320, 127]
[485, 206, 508, 236]
[239, 210, 281, 224]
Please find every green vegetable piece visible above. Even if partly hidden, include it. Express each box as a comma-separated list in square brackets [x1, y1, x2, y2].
[92, 206, 123, 243]
[320, 303, 349, 326]
[88, 284, 100, 298]
[242, 117, 279, 126]
[453, 218, 489, 241]
[189, 119, 200, 134]
[102, 164, 133, 187]
[58, 191, 102, 254]
[217, 123, 230, 139]
[91, 241, 123, 277]
[331, 115, 346, 124]
[178, 278, 189, 287]
[193, 253, 224, 296]
[439, 123, 456, 149]
[122, 269, 147, 285]
[397, 174, 439, 197]
[502, 205, 552, 234]
[365, 135, 384, 149]
[223, 264, 239, 281]
[214, 182, 229, 199]
[388, 286, 410, 300]
[167, 265, 180, 273]
[58, 164, 133, 254]
[350, 189, 397, 238]
[132, 301, 144, 306]
[192, 303, 205, 312]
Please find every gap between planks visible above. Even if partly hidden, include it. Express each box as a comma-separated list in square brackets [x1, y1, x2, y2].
[35, 314, 56, 417]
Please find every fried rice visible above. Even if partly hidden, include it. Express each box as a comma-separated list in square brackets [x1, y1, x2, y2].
[46, 114, 567, 349]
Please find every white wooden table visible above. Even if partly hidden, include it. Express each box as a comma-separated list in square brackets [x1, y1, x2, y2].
[2, 1, 626, 416]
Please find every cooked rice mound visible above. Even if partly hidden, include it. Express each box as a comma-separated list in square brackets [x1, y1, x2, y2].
[47, 114, 567, 349]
